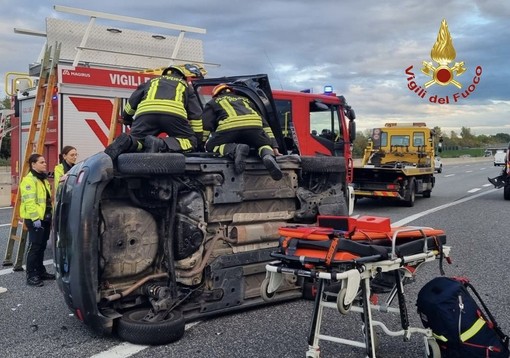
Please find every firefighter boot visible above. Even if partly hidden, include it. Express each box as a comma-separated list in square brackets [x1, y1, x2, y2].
[144, 135, 167, 153]
[234, 144, 250, 174]
[104, 133, 133, 160]
[488, 175, 505, 189]
[262, 155, 283, 181]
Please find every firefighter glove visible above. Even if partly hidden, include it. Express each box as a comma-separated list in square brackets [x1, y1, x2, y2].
[33, 220, 42, 230]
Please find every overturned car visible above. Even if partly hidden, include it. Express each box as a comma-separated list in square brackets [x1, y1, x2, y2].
[52, 75, 355, 345]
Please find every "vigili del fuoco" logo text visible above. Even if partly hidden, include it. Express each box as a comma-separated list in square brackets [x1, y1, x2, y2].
[404, 19, 482, 104]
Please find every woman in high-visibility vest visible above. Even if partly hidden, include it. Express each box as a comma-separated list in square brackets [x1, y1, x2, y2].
[19, 153, 54, 287]
[53, 145, 78, 192]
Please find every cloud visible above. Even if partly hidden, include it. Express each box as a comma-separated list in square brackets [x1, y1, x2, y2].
[0, 0, 508, 135]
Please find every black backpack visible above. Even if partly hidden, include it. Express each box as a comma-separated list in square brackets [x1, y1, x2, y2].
[417, 276, 509, 358]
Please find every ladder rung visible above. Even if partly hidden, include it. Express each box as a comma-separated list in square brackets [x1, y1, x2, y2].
[10, 235, 21, 242]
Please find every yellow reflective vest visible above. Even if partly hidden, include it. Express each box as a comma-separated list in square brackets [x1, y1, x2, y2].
[19, 172, 51, 221]
[53, 163, 64, 192]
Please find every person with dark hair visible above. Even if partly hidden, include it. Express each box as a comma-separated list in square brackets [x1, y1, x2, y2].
[104, 64, 206, 160]
[203, 84, 282, 180]
[53, 145, 78, 191]
[20, 153, 54, 287]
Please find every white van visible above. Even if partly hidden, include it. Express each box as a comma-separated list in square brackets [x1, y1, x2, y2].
[494, 150, 506, 166]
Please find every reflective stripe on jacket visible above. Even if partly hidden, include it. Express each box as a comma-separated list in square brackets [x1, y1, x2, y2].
[19, 172, 51, 220]
[122, 74, 203, 138]
[123, 75, 202, 120]
[202, 93, 263, 132]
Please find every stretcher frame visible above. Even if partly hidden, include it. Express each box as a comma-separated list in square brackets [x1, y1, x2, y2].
[262, 226, 451, 358]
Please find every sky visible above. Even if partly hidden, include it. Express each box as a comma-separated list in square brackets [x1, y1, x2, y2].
[0, 0, 509, 136]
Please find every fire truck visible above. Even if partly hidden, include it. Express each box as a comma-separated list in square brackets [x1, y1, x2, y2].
[7, 6, 356, 210]
[9, 65, 356, 207]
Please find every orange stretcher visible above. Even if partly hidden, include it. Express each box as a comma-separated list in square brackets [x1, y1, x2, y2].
[274, 219, 447, 268]
[262, 215, 451, 358]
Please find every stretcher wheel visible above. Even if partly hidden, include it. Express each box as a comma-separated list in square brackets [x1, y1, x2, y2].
[426, 338, 441, 358]
[261, 278, 276, 301]
[336, 288, 351, 315]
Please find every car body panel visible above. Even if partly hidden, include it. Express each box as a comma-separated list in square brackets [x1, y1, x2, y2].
[494, 150, 506, 166]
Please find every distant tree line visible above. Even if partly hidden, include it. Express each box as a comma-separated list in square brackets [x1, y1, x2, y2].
[352, 125, 510, 158]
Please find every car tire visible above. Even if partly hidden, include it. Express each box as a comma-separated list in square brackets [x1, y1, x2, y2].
[300, 156, 345, 173]
[504, 185, 510, 201]
[117, 153, 186, 174]
[117, 308, 185, 345]
[437, 165, 442, 174]
[403, 179, 415, 207]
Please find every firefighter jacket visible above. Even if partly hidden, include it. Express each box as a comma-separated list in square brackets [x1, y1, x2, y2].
[122, 74, 203, 139]
[202, 93, 278, 148]
[20, 171, 51, 221]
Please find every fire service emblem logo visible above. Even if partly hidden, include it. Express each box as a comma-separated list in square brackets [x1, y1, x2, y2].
[421, 19, 466, 88]
[404, 19, 482, 104]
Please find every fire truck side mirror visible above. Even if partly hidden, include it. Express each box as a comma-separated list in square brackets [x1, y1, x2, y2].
[349, 120, 356, 142]
[346, 108, 356, 121]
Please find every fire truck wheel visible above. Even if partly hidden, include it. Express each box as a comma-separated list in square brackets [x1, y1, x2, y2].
[117, 153, 186, 174]
[300, 156, 345, 173]
[117, 307, 185, 345]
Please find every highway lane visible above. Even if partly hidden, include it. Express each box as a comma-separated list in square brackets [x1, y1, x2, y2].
[0, 158, 508, 358]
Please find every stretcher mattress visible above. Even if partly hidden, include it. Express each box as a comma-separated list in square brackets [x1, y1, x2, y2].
[272, 218, 446, 267]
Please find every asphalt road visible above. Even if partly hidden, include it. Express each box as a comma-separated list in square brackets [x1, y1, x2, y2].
[1, 157, 508, 358]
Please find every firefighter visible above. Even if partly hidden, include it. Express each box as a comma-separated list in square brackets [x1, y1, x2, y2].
[53, 145, 78, 192]
[20, 153, 55, 287]
[488, 142, 510, 188]
[104, 64, 205, 160]
[203, 84, 283, 180]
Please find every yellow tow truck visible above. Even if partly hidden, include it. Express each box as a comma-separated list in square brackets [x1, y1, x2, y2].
[353, 122, 437, 207]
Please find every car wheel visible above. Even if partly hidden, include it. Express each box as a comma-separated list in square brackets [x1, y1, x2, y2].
[422, 190, 431, 198]
[437, 165, 442, 174]
[300, 156, 345, 173]
[117, 153, 186, 174]
[504, 185, 510, 200]
[117, 308, 185, 345]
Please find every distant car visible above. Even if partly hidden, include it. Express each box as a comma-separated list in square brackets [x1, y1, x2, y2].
[494, 150, 506, 166]
[434, 156, 443, 173]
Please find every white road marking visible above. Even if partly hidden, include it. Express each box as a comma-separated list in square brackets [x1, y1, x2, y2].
[466, 170, 473, 173]
[468, 188, 481, 193]
[482, 184, 493, 187]
[392, 188, 497, 227]
[444, 174, 455, 177]
[89, 343, 148, 358]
